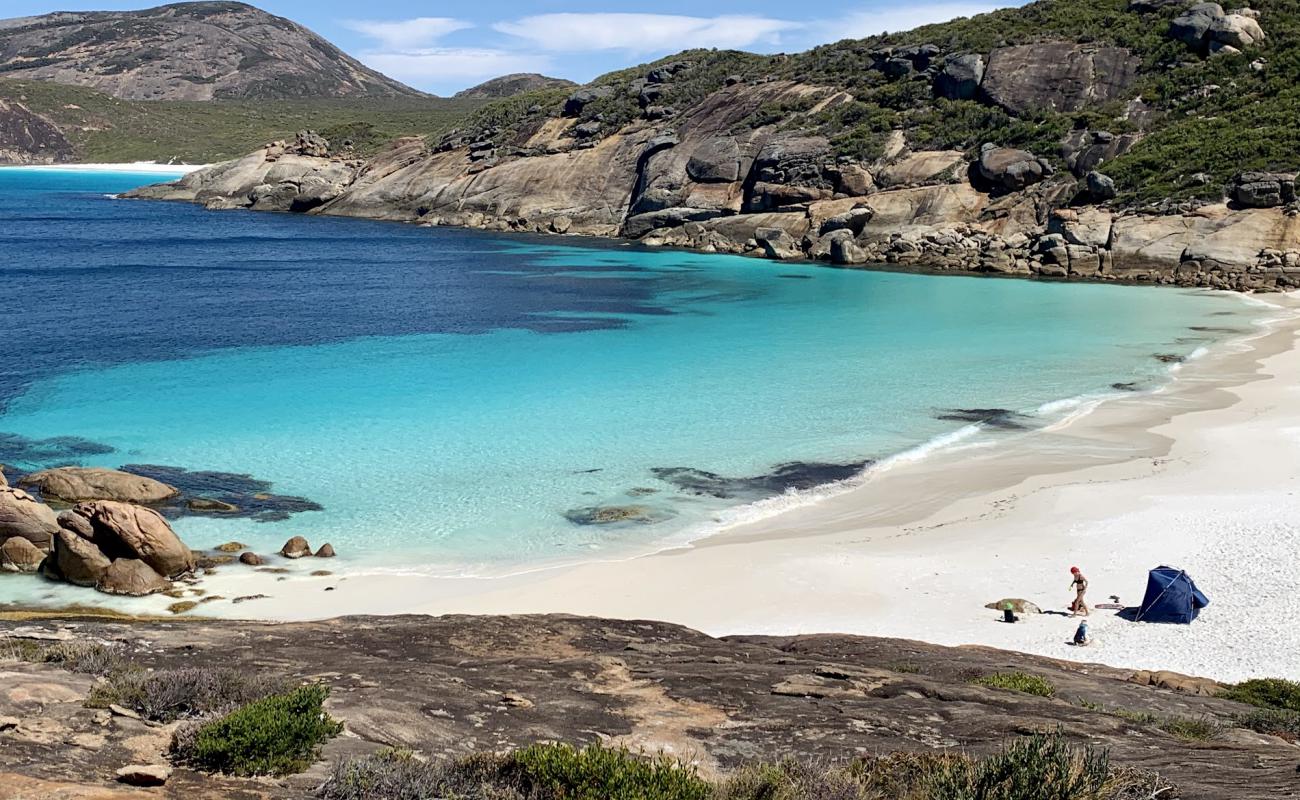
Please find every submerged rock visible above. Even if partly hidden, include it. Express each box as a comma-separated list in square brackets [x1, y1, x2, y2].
[187, 498, 239, 514]
[238, 551, 264, 566]
[935, 408, 1031, 431]
[563, 505, 673, 526]
[121, 464, 322, 522]
[651, 460, 870, 500]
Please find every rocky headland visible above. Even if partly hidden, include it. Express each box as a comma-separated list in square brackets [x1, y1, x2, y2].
[128, 0, 1300, 291]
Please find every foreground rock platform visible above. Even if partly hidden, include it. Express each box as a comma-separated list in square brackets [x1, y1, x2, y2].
[1, 612, 1296, 798]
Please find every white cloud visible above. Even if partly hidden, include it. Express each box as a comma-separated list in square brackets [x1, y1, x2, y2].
[344, 17, 474, 51]
[835, 3, 1015, 39]
[493, 13, 800, 54]
[360, 48, 555, 84]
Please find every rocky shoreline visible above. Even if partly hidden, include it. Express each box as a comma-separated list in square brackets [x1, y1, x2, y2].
[0, 465, 325, 601]
[127, 119, 1300, 294]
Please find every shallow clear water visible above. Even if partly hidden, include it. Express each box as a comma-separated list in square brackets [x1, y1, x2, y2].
[0, 169, 1260, 575]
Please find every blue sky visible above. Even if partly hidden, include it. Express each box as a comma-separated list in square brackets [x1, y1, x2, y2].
[4, 1, 1019, 95]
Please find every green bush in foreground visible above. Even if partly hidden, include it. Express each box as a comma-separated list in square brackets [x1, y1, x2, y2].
[511, 742, 710, 800]
[176, 684, 342, 776]
[317, 734, 1169, 800]
[972, 672, 1057, 698]
[1219, 678, 1300, 712]
[929, 732, 1111, 800]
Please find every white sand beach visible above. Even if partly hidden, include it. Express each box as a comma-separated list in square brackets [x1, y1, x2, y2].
[66, 291, 1300, 683]
[0, 162, 206, 174]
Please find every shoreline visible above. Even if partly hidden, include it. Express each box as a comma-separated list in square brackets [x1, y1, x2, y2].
[0, 162, 207, 174]
[53, 290, 1295, 682]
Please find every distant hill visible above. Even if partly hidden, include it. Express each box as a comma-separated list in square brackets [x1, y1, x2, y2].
[454, 73, 577, 100]
[0, 1, 423, 101]
[0, 79, 484, 164]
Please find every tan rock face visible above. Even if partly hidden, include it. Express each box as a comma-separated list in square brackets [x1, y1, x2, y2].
[0, 536, 45, 573]
[877, 151, 966, 187]
[97, 559, 170, 597]
[73, 502, 194, 578]
[19, 467, 178, 505]
[0, 487, 59, 550]
[52, 528, 112, 587]
[981, 43, 1140, 114]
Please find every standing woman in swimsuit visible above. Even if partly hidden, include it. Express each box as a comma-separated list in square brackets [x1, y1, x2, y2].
[1070, 566, 1089, 616]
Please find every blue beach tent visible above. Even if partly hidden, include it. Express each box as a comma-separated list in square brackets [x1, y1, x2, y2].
[1134, 566, 1210, 624]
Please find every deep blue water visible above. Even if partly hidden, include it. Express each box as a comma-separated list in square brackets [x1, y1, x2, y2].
[0, 168, 1261, 575]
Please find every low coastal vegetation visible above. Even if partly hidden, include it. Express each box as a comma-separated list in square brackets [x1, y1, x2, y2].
[1218, 677, 1300, 742]
[0, 78, 485, 163]
[172, 684, 342, 776]
[87, 665, 290, 723]
[317, 734, 1168, 800]
[972, 671, 1057, 698]
[1219, 677, 1300, 711]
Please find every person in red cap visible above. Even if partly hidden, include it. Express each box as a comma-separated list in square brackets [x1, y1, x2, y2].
[1069, 566, 1089, 616]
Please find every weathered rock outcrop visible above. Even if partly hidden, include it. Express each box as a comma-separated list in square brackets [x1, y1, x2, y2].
[979, 43, 1139, 114]
[0, 2, 423, 101]
[0, 487, 59, 551]
[18, 467, 178, 505]
[35, 499, 191, 595]
[2, 614, 1297, 799]
[0, 537, 44, 573]
[934, 54, 985, 100]
[976, 146, 1052, 193]
[0, 99, 74, 165]
[1170, 4, 1267, 55]
[1231, 172, 1296, 209]
[69, 501, 194, 578]
[96, 558, 171, 596]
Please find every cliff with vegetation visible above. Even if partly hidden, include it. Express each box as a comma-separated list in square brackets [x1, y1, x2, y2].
[2, 611, 1298, 798]
[132, 0, 1300, 291]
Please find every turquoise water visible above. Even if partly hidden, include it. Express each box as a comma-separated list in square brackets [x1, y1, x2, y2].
[0, 169, 1259, 576]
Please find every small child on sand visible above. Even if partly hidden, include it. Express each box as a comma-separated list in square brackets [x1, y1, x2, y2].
[1073, 619, 1091, 647]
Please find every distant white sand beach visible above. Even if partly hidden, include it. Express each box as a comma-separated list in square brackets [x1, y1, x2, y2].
[149, 291, 1300, 684]
[0, 162, 205, 174]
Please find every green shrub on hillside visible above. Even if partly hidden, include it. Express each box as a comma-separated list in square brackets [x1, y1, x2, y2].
[1219, 678, 1300, 711]
[972, 672, 1057, 697]
[175, 684, 342, 776]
